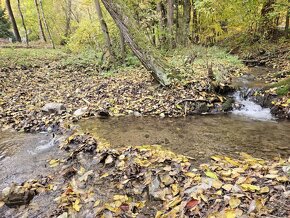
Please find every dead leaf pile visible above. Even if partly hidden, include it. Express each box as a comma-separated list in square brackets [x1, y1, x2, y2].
[0, 66, 233, 133]
[47, 134, 289, 217]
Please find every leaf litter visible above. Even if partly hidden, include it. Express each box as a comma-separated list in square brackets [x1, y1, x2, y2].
[0, 132, 289, 217]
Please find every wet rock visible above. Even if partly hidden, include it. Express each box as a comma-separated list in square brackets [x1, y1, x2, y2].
[42, 103, 66, 115]
[97, 110, 110, 119]
[196, 103, 209, 113]
[222, 98, 235, 111]
[2, 185, 36, 208]
[73, 107, 88, 117]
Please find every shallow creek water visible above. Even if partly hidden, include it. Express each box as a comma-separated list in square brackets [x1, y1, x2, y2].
[79, 115, 290, 164]
[0, 132, 65, 190]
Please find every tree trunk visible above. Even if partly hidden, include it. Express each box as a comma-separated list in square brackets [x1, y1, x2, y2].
[34, 0, 46, 42]
[167, 0, 175, 48]
[17, 0, 29, 46]
[5, 0, 21, 42]
[182, 0, 191, 45]
[260, 0, 276, 38]
[157, 2, 167, 47]
[101, 0, 171, 86]
[191, 2, 198, 43]
[39, 0, 55, 48]
[119, 28, 125, 60]
[94, 0, 115, 60]
[285, 0, 290, 37]
[64, 0, 72, 37]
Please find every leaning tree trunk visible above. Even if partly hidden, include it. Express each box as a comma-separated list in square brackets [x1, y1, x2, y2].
[39, 0, 55, 48]
[5, 0, 21, 42]
[101, 0, 171, 86]
[17, 0, 29, 46]
[94, 0, 115, 60]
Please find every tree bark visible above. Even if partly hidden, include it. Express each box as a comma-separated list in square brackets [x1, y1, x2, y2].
[17, 0, 29, 46]
[260, 0, 276, 38]
[167, 0, 175, 48]
[285, 0, 290, 37]
[5, 0, 21, 42]
[39, 0, 55, 48]
[34, 0, 46, 42]
[101, 0, 171, 86]
[119, 28, 125, 60]
[182, 0, 191, 45]
[157, 2, 167, 47]
[94, 0, 115, 60]
[64, 0, 72, 37]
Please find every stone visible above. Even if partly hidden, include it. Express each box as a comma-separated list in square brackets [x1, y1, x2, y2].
[222, 98, 235, 111]
[73, 107, 88, 117]
[133, 111, 142, 117]
[42, 103, 66, 115]
[3, 186, 36, 208]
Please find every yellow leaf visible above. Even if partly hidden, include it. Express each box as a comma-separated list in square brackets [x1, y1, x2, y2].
[205, 171, 218, 179]
[229, 197, 241, 209]
[225, 157, 239, 166]
[225, 209, 236, 218]
[104, 203, 118, 213]
[241, 184, 260, 192]
[94, 200, 100, 207]
[49, 159, 60, 168]
[211, 155, 222, 162]
[215, 190, 223, 195]
[171, 184, 179, 196]
[155, 211, 163, 218]
[185, 172, 197, 178]
[167, 196, 182, 208]
[259, 186, 269, 194]
[0, 201, 4, 208]
[212, 180, 223, 189]
[100, 173, 109, 178]
[72, 199, 81, 212]
[222, 184, 233, 192]
[113, 195, 128, 202]
[276, 176, 288, 182]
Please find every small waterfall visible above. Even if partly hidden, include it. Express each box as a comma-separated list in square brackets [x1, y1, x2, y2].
[232, 91, 273, 121]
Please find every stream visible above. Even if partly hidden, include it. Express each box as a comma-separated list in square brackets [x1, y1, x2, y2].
[0, 66, 289, 192]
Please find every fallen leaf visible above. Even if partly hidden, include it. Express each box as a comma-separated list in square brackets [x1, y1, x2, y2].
[72, 199, 81, 212]
[229, 197, 241, 209]
[241, 184, 260, 192]
[186, 199, 199, 209]
[205, 171, 218, 179]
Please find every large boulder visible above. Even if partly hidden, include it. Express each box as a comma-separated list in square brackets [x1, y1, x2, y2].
[42, 103, 66, 114]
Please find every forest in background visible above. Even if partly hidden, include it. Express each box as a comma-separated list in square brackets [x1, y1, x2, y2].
[0, 0, 289, 53]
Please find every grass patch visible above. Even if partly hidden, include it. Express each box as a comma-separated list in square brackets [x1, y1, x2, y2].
[0, 48, 67, 67]
[266, 77, 290, 96]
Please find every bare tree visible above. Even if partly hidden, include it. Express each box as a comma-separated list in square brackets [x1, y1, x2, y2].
[94, 0, 115, 60]
[34, 0, 46, 41]
[5, 0, 21, 42]
[101, 0, 171, 86]
[39, 0, 55, 48]
[17, 0, 29, 46]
